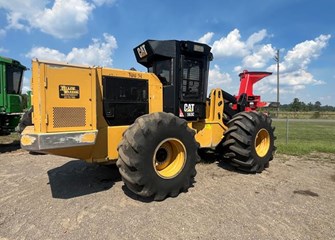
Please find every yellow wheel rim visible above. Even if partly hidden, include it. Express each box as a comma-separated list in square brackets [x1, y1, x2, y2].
[255, 128, 270, 157]
[153, 138, 186, 179]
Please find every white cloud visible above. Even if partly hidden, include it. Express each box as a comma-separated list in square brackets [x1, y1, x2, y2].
[267, 34, 331, 73]
[22, 76, 31, 94]
[212, 29, 248, 58]
[204, 29, 331, 101]
[0, 0, 115, 39]
[242, 44, 276, 69]
[198, 32, 214, 44]
[246, 29, 269, 48]
[67, 33, 117, 66]
[0, 0, 45, 15]
[268, 69, 325, 86]
[234, 65, 243, 73]
[92, 0, 117, 6]
[208, 64, 233, 90]
[26, 33, 117, 67]
[284, 34, 330, 69]
[6, 11, 27, 30]
[262, 34, 330, 95]
[0, 0, 44, 30]
[34, 0, 95, 39]
[26, 47, 67, 62]
[284, 35, 331, 67]
[257, 68, 325, 101]
[211, 29, 272, 60]
[252, 80, 276, 95]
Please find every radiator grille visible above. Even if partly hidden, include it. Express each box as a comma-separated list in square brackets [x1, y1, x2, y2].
[53, 107, 86, 128]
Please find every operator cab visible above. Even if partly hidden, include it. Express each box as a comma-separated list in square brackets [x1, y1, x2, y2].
[134, 40, 213, 120]
[0, 57, 26, 95]
[5, 61, 26, 95]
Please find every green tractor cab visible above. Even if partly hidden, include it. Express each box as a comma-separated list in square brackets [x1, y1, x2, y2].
[0, 56, 27, 135]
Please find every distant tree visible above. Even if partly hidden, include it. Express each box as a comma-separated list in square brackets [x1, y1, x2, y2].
[314, 101, 321, 111]
[291, 98, 302, 111]
[301, 101, 307, 111]
[280, 104, 290, 111]
[281, 98, 334, 112]
[323, 105, 335, 111]
[307, 102, 313, 111]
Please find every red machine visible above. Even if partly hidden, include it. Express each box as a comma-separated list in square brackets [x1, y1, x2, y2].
[222, 70, 272, 119]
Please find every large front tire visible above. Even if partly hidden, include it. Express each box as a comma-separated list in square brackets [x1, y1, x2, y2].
[116, 112, 199, 201]
[221, 111, 276, 173]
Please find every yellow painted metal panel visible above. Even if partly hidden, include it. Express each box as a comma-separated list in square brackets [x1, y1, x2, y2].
[107, 125, 129, 161]
[96, 68, 163, 162]
[44, 63, 96, 132]
[27, 60, 164, 163]
[47, 146, 95, 161]
[193, 122, 225, 148]
[31, 60, 46, 133]
[192, 88, 228, 148]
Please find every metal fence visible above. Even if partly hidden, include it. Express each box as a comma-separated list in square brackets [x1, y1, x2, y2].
[272, 111, 335, 120]
[272, 118, 335, 145]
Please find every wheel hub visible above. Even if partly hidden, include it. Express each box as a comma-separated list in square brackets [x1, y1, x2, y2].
[156, 148, 168, 163]
[153, 138, 186, 179]
[255, 128, 270, 157]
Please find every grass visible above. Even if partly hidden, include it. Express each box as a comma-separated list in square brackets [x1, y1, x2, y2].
[272, 120, 335, 155]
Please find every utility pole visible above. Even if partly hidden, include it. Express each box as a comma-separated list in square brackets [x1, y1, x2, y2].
[274, 49, 280, 117]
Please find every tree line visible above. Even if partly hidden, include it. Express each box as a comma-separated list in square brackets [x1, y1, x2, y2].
[280, 98, 335, 112]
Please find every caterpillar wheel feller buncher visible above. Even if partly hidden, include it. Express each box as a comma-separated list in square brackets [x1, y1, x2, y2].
[20, 40, 276, 200]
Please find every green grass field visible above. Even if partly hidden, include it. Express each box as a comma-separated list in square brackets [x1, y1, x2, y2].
[272, 120, 335, 155]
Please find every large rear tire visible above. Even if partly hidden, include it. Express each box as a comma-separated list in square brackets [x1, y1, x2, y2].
[221, 111, 276, 173]
[116, 112, 199, 201]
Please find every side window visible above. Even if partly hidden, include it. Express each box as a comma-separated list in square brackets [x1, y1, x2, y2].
[6, 64, 23, 94]
[154, 59, 172, 85]
[181, 57, 203, 100]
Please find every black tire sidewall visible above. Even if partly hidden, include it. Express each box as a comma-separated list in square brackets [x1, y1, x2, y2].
[136, 119, 196, 192]
[118, 112, 198, 198]
[222, 111, 275, 173]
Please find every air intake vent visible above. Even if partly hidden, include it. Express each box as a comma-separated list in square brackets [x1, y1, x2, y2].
[53, 107, 86, 128]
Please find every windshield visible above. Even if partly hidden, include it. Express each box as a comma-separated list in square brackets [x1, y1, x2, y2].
[6, 64, 24, 94]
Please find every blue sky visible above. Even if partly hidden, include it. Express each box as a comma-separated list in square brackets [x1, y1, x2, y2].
[0, 0, 334, 105]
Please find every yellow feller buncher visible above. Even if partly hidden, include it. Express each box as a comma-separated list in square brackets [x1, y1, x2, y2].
[21, 40, 276, 200]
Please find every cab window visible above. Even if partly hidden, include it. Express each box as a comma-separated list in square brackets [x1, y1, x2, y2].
[6, 64, 23, 94]
[150, 59, 173, 85]
[181, 58, 203, 100]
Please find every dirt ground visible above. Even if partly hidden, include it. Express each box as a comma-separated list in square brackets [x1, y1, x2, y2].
[0, 144, 334, 240]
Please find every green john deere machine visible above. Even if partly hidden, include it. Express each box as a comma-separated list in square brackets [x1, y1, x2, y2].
[0, 56, 27, 135]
